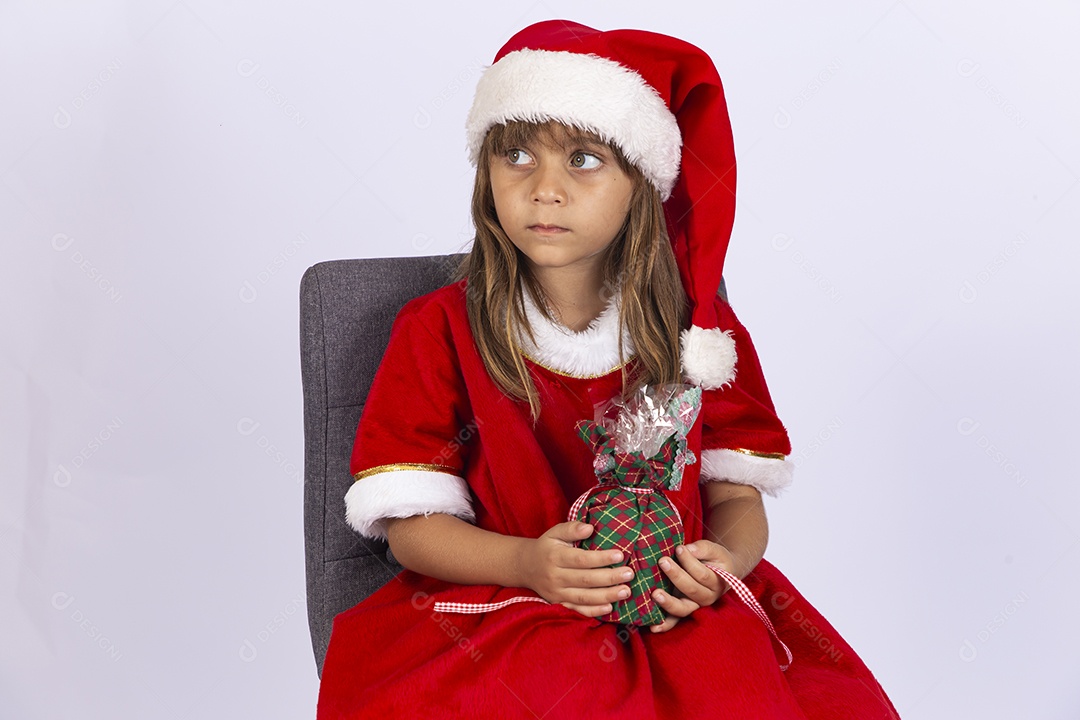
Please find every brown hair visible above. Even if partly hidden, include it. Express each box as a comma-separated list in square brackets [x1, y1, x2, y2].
[451, 119, 688, 423]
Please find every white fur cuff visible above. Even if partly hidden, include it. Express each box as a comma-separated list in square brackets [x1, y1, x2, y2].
[700, 449, 794, 498]
[681, 325, 737, 390]
[345, 470, 476, 542]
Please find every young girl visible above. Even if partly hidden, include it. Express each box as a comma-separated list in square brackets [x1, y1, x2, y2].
[317, 20, 902, 719]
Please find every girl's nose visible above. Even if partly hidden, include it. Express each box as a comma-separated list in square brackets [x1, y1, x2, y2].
[530, 162, 566, 205]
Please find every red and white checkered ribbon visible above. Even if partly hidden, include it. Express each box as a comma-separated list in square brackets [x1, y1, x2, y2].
[432, 563, 791, 670]
[432, 594, 552, 614]
[700, 562, 792, 671]
[566, 484, 679, 525]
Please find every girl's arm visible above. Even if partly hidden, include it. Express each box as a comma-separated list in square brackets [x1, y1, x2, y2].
[702, 479, 769, 579]
[385, 514, 635, 617]
[385, 513, 529, 589]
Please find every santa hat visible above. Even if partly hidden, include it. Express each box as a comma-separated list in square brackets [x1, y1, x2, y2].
[466, 19, 740, 390]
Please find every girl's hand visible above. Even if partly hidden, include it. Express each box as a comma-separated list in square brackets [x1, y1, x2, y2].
[649, 540, 737, 634]
[519, 521, 634, 618]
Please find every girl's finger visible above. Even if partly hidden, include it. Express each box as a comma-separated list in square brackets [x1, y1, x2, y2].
[559, 582, 631, 608]
[700, 561, 732, 596]
[652, 587, 700, 618]
[564, 546, 626, 569]
[660, 553, 722, 604]
[564, 565, 633, 590]
[678, 544, 730, 584]
[649, 615, 680, 633]
[684, 540, 726, 564]
[675, 546, 717, 582]
[560, 601, 615, 618]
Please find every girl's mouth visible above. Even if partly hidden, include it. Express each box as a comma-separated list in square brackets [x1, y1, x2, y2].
[529, 224, 569, 233]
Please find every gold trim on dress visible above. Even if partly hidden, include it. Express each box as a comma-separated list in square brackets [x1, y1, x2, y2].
[352, 463, 462, 482]
[519, 350, 635, 379]
[731, 448, 788, 461]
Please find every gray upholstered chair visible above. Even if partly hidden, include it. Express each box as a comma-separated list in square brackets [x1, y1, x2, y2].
[299, 254, 726, 677]
[299, 254, 466, 677]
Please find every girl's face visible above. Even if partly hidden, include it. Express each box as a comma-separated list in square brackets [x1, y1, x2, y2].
[488, 123, 633, 281]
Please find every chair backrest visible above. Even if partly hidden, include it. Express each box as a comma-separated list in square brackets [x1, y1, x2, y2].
[299, 254, 466, 677]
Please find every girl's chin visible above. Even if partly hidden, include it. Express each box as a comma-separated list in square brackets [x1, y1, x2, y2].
[522, 254, 579, 269]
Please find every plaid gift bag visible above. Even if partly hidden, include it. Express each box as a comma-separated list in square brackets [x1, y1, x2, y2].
[569, 385, 702, 626]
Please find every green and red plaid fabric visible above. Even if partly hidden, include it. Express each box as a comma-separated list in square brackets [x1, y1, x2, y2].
[570, 414, 695, 626]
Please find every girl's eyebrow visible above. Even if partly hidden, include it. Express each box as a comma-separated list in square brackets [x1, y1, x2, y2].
[501, 129, 611, 156]
[565, 136, 608, 152]
[541, 129, 610, 154]
[578, 142, 611, 156]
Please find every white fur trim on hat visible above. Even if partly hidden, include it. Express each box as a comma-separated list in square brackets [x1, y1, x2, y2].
[518, 286, 634, 376]
[700, 449, 794, 498]
[345, 470, 475, 542]
[466, 48, 682, 200]
[680, 325, 737, 390]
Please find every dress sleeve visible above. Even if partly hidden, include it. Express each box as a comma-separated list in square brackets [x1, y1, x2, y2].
[345, 301, 476, 542]
[699, 297, 795, 498]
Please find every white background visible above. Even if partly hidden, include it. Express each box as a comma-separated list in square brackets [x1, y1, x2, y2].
[2, 1, 1078, 718]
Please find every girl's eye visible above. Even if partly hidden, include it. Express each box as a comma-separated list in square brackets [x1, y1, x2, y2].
[570, 151, 601, 170]
[506, 148, 532, 165]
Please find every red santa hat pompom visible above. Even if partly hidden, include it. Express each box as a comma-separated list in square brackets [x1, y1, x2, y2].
[466, 19, 742, 390]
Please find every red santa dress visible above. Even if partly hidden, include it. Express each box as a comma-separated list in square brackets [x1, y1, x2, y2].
[316, 279, 902, 719]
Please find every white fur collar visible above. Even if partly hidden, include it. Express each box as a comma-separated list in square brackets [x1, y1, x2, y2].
[518, 287, 634, 377]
